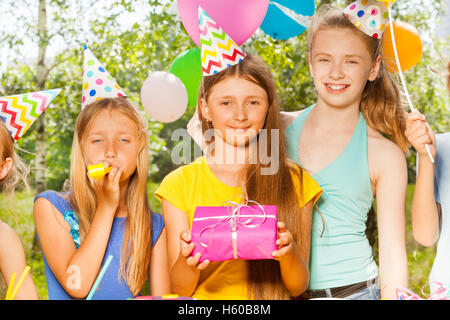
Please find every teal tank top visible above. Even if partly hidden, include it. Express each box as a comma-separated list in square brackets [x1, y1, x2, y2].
[286, 105, 378, 290]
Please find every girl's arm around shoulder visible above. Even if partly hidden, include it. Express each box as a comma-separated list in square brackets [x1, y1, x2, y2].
[0, 220, 39, 299]
[368, 132, 408, 299]
[281, 110, 304, 130]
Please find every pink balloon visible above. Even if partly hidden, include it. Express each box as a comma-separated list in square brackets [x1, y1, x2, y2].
[178, 0, 270, 47]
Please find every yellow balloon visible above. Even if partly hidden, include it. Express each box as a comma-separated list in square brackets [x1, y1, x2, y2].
[382, 21, 423, 73]
[377, 0, 396, 3]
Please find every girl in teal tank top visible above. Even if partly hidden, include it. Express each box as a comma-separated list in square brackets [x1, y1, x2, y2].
[286, 105, 378, 293]
[283, 5, 410, 299]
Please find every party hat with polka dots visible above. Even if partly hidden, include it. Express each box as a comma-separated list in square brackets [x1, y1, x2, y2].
[344, 0, 390, 39]
[82, 45, 126, 108]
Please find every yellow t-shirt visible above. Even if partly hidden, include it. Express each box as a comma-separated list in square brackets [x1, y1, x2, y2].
[155, 156, 322, 300]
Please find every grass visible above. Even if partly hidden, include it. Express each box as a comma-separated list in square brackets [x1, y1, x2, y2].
[0, 183, 436, 299]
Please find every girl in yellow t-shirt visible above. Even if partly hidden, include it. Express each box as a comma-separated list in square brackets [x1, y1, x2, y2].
[156, 54, 321, 300]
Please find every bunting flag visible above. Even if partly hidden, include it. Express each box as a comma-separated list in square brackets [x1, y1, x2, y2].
[344, 0, 389, 39]
[82, 46, 126, 108]
[0, 88, 61, 141]
[198, 6, 246, 76]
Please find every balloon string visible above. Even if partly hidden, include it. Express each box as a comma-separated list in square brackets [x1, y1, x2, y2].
[387, 5, 434, 163]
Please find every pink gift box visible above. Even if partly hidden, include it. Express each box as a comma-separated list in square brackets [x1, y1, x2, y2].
[191, 204, 278, 262]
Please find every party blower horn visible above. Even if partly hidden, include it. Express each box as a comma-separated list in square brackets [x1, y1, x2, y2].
[88, 163, 112, 180]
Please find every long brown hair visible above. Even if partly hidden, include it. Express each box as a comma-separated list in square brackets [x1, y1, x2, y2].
[307, 6, 409, 151]
[198, 54, 308, 299]
[69, 97, 152, 295]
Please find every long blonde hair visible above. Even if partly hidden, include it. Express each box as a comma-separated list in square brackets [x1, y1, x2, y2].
[0, 122, 29, 193]
[199, 54, 307, 299]
[307, 6, 409, 151]
[69, 97, 152, 295]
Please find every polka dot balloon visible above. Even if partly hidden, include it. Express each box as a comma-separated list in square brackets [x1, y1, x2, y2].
[82, 46, 127, 109]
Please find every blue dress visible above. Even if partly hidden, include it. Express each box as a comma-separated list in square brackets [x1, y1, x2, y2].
[34, 190, 165, 300]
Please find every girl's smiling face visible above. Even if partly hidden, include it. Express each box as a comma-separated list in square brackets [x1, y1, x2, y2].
[200, 76, 269, 147]
[82, 109, 140, 182]
[309, 28, 381, 109]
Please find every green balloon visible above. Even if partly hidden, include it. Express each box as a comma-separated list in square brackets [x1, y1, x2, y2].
[169, 48, 202, 108]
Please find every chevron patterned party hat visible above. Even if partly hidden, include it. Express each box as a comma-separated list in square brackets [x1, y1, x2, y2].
[198, 6, 246, 76]
[82, 46, 126, 108]
[0, 88, 61, 141]
[344, 0, 390, 39]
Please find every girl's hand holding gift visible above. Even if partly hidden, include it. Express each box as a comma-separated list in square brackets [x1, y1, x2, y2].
[272, 222, 296, 261]
[179, 230, 210, 271]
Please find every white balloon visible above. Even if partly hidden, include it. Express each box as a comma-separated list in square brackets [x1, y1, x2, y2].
[140, 71, 188, 123]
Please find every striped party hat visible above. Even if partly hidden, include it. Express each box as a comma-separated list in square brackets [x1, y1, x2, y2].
[0, 88, 61, 141]
[198, 6, 246, 76]
[344, 0, 390, 39]
[82, 46, 126, 108]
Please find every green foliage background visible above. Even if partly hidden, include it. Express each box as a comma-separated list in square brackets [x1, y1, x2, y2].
[0, 0, 448, 299]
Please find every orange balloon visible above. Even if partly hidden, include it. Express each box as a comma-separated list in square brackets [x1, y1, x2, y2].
[382, 21, 422, 73]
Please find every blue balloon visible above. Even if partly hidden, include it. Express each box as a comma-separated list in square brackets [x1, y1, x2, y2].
[260, 0, 316, 40]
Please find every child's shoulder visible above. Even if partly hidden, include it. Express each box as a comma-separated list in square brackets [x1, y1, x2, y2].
[367, 126, 405, 157]
[281, 109, 306, 130]
[288, 162, 319, 190]
[367, 126, 406, 179]
[0, 220, 20, 248]
[35, 189, 63, 198]
[0, 220, 14, 236]
[161, 156, 206, 182]
[34, 190, 71, 213]
[35, 189, 58, 199]
[287, 162, 322, 206]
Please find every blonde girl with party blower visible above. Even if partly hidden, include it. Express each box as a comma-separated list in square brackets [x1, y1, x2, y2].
[0, 88, 60, 299]
[33, 48, 169, 299]
[156, 8, 322, 300]
[282, 1, 410, 299]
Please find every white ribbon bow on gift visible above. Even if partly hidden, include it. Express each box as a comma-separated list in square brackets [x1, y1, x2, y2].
[198, 190, 270, 260]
